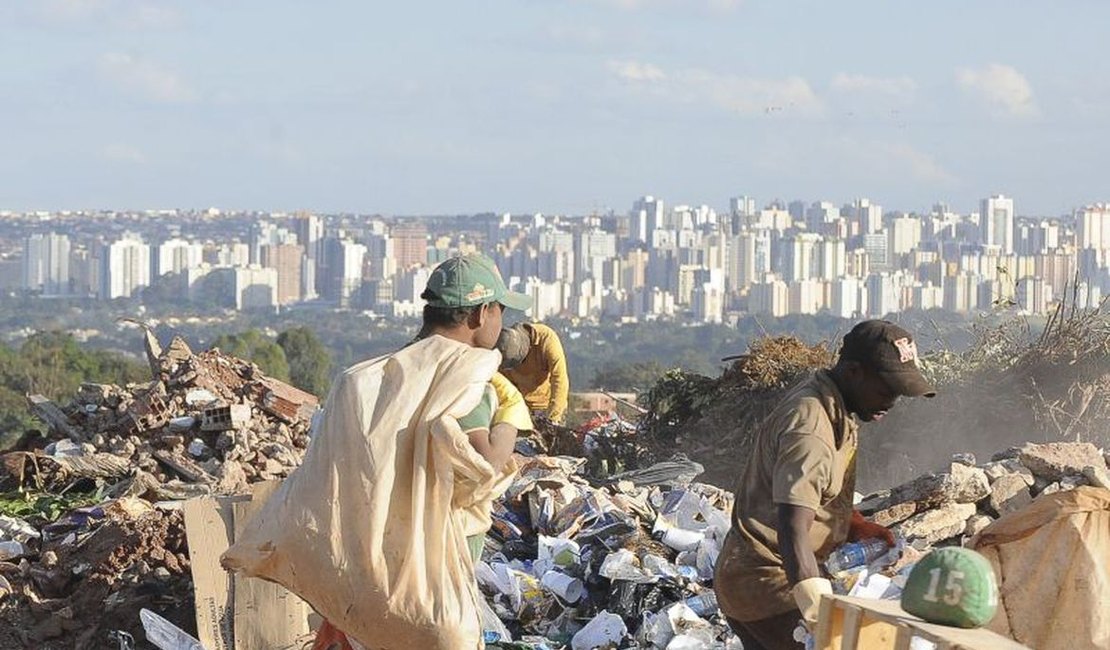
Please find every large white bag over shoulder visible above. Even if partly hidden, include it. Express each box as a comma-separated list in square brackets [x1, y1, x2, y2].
[222, 336, 503, 650]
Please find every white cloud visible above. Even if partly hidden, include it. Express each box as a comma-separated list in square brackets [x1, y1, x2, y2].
[956, 64, 1038, 117]
[101, 143, 146, 163]
[608, 59, 821, 117]
[97, 53, 197, 103]
[831, 73, 916, 97]
[607, 59, 666, 82]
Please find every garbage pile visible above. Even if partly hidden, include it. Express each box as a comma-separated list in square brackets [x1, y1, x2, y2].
[0, 330, 319, 648]
[477, 452, 741, 649]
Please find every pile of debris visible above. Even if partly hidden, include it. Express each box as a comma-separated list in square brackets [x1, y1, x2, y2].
[858, 441, 1110, 551]
[0, 330, 319, 648]
[15, 331, 318, 500]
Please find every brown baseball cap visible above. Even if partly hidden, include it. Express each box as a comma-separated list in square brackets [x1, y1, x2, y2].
[840, 320, 936, 398]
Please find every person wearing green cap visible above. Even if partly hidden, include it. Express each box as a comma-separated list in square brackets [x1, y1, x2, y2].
[714, 320, 936, 649]
[311, 253, 533, 650]
[415, 253, 534, 556]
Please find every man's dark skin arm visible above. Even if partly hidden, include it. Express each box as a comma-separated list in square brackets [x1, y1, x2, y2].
[777, 504, 821, 585]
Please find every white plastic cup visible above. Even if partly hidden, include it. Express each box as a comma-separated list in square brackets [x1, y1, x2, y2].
[659, 527, 704, 552]
[541, 570, 585, 603]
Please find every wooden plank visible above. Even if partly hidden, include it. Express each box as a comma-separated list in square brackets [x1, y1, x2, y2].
[825, 596, 1032, 650]
[183, 496, 237, 650]
[815, 595, 837, 650]
[841, 605, 862, 649]
[231, 481, 314, 650]
[893, 626, 913, 650]
[858, 614, 900, 649]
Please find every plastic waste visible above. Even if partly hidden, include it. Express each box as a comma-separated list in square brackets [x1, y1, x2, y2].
[537, 534, 580, 568]
[825, 538, 889, 574]
[571, 610, 627, 650]
[541, 570, 585, 602]
[0, 514, 41, 544]
[140, 608, 207, 650]
[683, 591, 719, 617]
[0, 540, 27, 561]
[478, 594, 511, 644]
[599, 548, 653, 583]
[187, 439, 208, 457]
[793, 622, 816, 650]
[167, 417, 196, 433]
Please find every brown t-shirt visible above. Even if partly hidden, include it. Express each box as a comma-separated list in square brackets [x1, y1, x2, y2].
[714, 370, 858, 622]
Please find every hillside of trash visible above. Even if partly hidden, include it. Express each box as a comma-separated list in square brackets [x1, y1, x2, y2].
[0, 310, 1109, 649]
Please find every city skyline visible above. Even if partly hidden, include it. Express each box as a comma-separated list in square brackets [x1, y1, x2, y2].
[8, 193, 1110, 325]
[2, 2, 1109, 215]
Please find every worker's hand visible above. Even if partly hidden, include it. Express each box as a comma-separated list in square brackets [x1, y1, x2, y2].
[791, 576, 833, 629]
[849, 510, 895, 546]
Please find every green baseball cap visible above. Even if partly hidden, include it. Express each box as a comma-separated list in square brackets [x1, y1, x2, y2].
[421, 253, 532, 312]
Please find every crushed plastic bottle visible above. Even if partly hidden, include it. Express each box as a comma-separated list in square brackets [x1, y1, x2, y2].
[140, 608, 207, 650]
[825, 538, 889, 574]
[683, 591, 719, 617]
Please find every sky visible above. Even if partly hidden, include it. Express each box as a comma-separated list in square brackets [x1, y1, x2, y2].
[2, 1, 1109, 217]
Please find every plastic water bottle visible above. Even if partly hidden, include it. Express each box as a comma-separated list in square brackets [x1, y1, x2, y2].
[684, 591, 719, 617]
[825, 538, 888, 574]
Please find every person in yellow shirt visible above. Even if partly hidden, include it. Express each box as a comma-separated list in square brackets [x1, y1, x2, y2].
[497, 322, 570, 425]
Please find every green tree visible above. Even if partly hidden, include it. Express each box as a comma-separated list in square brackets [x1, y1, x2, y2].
[277, 327, 333, 397]
[211, 329, 291, 380]
[590, 360, 668, 392]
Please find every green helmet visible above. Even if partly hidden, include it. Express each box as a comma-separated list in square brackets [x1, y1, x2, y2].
[901, 547, 999, 628]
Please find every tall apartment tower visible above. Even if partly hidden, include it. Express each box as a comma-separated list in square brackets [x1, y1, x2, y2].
[99, 233, 151, 299]
[260, 243, 305, 305]
[390, 224, 428, 271]
[980, 195, 1015, 254]
[294, 213, 324, 299]
[22, 233, 71, 295]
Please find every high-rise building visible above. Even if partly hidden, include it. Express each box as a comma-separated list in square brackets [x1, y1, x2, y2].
[259, 243, 305, 305]
[729, 195, 756, 218]
[390, 224, 428, 270]
[632, 196, 665, 243]
[155, 238, 204, 277]
[294, 213, 324, 298]
[980, 195, 1015, 254]
[1076, 204, 1110, 251]
[99, 233, 151, 299]
[854, 198, 883, 234]
[22, 233, 70, 295]
[888, 215, 922, 258]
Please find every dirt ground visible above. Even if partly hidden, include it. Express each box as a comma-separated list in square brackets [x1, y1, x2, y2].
[0, 509, 195, 650]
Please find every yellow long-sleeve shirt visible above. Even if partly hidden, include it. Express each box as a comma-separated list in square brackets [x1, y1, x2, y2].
[501, 322, 569, 424]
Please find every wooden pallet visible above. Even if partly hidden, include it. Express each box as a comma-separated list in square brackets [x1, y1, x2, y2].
[814, 595, 1031, 650]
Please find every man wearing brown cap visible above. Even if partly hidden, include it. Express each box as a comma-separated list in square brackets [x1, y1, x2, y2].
[714, 320, 935, 649]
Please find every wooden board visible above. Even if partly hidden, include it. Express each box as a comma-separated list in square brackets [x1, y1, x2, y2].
[816, 595, 1032, 650]
[231, 483, 315, 650]
[183, 495, 241, 650]
[184, 482, 314, 650]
